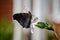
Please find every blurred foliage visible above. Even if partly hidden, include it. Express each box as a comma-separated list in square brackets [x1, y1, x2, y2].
[0, 18, 14, 40]
[48, 33, 53, 40]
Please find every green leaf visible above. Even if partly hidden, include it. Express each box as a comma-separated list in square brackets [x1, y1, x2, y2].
[35, 22, 46, 29]
[35, 22, 54, 31]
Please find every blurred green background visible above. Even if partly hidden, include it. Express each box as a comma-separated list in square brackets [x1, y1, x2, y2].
[0, 18, 14, 40]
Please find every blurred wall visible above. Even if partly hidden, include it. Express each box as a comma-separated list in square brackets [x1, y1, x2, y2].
[0, 0, 12, 22]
